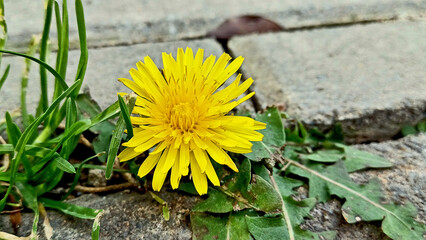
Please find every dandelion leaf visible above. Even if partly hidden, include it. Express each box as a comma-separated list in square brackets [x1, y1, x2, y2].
[334, 143, 392, 172]
[191, 211, 253, 240]
[246, 216, 336, 240]
[245, 107, 285, 162]
[192, 188, 234, 213]
[290, 161, 425, 240]
[194, 159, 282, 214]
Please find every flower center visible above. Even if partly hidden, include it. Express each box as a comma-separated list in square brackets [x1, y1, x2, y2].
[170, 102, 196, 131]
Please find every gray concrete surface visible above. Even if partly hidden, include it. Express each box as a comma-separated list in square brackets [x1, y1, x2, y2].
[0, 39, 225, 117]
[0, 191, 196, 240]
[3, 0, 426, 50]
[229, 21, 426, 142]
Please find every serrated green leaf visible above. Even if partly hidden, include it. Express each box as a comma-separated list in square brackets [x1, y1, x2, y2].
[273, 174, 304, 197]
[381, 203, 426, 240]
[247, 175, 282, 214]
[192, 188, 234, 213]
[245, 107, 285, 161]
[245, 216, 289, 240]
[303, 149, 343, 163]
[267, 170, 327, 240]
[191, 211, 253, 240]
[194, 159, 282, 214]
[294, 227, 337, 240]
[289, 163, 330, 203]
[177, 181, 198, 195]
[335, 143, 392, 172]
[245, 215, 336, 240]
[251, 162, 270, 181]
[289, 160, 425, 240]
[226, 158, 251, 193]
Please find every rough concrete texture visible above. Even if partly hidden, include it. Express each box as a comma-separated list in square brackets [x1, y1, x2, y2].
[229, 21, 426, 142]
[0, 39, 228, 117]
[301, 133, 425, 239]
[0, 191, 197, 240]
[352, 133, 426, 224]
[4, 0, 426, 50]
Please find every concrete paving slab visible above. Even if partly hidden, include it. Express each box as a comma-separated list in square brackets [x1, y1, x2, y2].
[4, 0, 426, 50]
[0, 39, 237, 118]
[0, 191, 196, 240]
[229, 21, 426, 142]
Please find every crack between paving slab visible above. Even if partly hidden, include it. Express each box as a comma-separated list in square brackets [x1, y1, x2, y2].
[0, 15, 407, 57]
[281, 16, 399, 33]
[209, 15, 409, 113]
[214, 38, 262, 113]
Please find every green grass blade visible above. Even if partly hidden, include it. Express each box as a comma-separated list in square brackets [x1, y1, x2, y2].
[91, 210, 104, 240]
[61, 98, 78, 159]
[72, 0, 88, 98]
[105, 95, 136, 179]
[0, 80, 81, 211]
[105, 118, 125, 180]
[0, 0, 7, 65]
[118, 95, 134, 139]
[54, 1, 61, 67]
[0, 143, 67, 174]
[53, 0, 69, 100]
[38, 0, 54, 113]
[34, 164, 64, 196]
[21, 36, 40, 128]
[71, 163, 129, 172]
[40, 197, 102, 219]
[0, 64, 9, 90]
[54, 155, 76, 173]
[5, 111, 21, 147]
[0, 143, 56, 156]
[5, 112, 34, 177]
[0, 49, 68, 90]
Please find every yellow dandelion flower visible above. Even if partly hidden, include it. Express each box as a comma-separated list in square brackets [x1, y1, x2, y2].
[118, 47, 266, 195]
